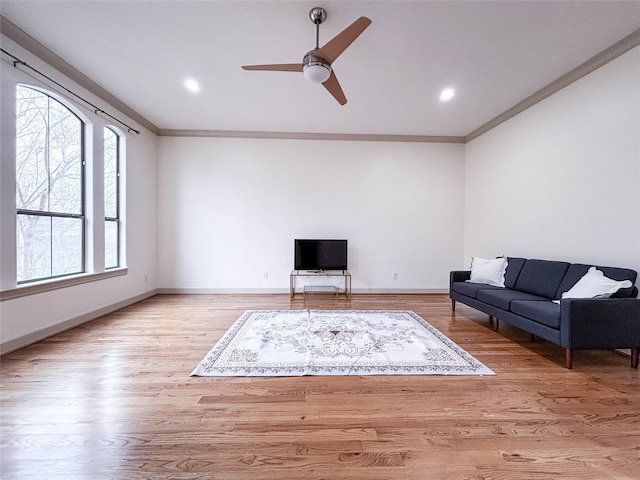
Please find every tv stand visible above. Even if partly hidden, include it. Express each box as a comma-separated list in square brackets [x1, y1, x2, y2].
[290, 270, 351, 299]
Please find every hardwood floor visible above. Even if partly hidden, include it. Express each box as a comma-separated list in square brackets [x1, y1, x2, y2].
[1, 294, 639, 479]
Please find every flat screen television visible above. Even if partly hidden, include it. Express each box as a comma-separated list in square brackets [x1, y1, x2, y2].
[294, 239, 348, 271]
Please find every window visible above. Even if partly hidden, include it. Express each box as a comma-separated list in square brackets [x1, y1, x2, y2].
[104, 127, 120, 268]
[16, 86, 84, 283]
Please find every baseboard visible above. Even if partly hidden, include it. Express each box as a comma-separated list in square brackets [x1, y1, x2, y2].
[156, 288, 448, 295]
[0, 289, 157, 355]
[157, 288, 291, 294]
[353, 288, 448, 294]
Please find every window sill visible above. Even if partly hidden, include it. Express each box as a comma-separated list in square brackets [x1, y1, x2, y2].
[0, 268, 128, 301]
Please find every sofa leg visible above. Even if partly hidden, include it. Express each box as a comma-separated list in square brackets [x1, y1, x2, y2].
[530, 334, 536, 342]
[451, 299, 456, 312]
[631, 348, 639, 369]
[565, 349, 573, 369]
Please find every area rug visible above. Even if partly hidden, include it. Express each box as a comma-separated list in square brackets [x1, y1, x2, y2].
[191, 310, 494, 376]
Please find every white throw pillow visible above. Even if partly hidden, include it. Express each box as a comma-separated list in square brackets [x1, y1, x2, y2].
[561, 266, 633, 300]
[468, 256, 507, 287]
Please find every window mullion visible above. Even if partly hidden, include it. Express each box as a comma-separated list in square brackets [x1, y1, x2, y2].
[47, 95, 52, 278]
[17, 209, 84, 220]
[48, 209, 53, 279]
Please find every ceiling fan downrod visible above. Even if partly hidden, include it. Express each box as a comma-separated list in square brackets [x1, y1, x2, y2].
[303, 7, 331, 84]
[309, 7, 327, 50]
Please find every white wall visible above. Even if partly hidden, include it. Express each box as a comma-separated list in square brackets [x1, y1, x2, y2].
[0, 36, 158, 352]
[465, 46, 640, 278]
[157, 137, 465, 292]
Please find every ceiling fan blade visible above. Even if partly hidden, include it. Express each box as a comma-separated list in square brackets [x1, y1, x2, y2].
[315, 16, 372, 64]
[322, 71, 347, 105]
[242, 64, 303, 72]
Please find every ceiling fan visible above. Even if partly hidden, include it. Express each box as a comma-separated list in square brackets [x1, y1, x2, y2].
[242, 7, 372, 105]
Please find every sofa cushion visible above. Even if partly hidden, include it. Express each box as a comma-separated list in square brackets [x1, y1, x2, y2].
[556, 264, 637, 299]
[515, 259, 570, 299]
[511, 300, 561, 329]
[477, 289, 548, 310]
[505, 257, 527, 289]
[452, 281, 502, 299]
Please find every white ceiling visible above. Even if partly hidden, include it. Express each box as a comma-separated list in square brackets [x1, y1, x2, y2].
[2, 1, 639, 137]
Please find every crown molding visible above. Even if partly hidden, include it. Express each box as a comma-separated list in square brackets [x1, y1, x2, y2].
[466, 28, 640, 142]
[157, 129, 466, 143]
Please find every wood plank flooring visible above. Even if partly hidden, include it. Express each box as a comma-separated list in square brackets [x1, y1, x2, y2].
[1, 293, 639, 479]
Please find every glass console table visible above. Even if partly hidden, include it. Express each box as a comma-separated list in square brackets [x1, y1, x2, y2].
[290, 270, 352, 299]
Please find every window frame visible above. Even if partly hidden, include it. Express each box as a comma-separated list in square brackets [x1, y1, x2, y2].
[104, 126, 121, 269]
[15, 85, 86, 284]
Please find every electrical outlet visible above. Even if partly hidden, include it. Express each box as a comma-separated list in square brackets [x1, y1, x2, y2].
[263, 272, 269, 280]
[393, 272, 398, 280]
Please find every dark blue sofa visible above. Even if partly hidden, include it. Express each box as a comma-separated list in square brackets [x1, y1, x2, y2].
[450, 258, 640, 368]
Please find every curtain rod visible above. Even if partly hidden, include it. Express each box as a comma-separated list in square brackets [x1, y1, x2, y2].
[1, 48, 141, 135]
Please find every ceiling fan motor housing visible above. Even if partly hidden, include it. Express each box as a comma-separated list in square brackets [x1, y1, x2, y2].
[302, 51, 331, 83]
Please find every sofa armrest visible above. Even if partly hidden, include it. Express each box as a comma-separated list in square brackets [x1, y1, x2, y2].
[560, 297, 640, 349]
[450, 270, 471, 287]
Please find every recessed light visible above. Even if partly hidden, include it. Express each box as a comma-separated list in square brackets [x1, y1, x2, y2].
[184, 78, 200, 93]
[439, 87, 455, 102]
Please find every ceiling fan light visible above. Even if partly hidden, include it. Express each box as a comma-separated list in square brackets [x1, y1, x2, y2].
[303, 63, 331, 83]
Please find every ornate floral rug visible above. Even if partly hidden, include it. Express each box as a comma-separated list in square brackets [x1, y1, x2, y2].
[191, 310, 494, 376]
